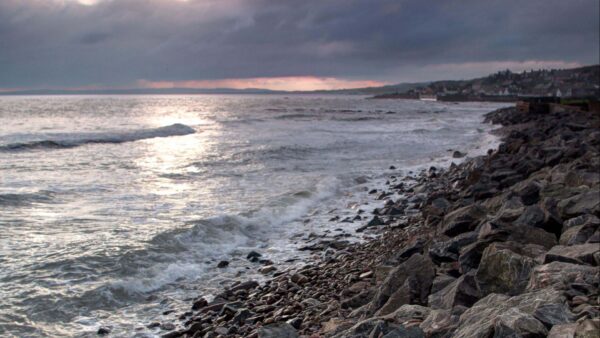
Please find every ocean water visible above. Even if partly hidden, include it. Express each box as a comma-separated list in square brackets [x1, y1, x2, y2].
[0, 95, 509, 337]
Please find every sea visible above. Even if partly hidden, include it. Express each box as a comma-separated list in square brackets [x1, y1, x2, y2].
[0, 95, 509, 337]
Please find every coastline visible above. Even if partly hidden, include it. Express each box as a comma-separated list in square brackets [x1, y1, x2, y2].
[144, 105, 599, 338]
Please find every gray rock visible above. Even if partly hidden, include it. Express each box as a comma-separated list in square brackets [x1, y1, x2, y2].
[532, 303, 574, 328]
[429, 232, 478, 264]
[558, 191, 600, 219]
[453, 289, 565, 338]
[257, 322, 299, 338]
[547, 323, 577, 338]
[544, 243, 599, 265]
[475, 242, 538, 297]
[516, 205, 562, 237]
[442, 205, 487, 237]
[430, 274, 457, 294]
[419, 309, 458, 338]
[368, 254, 435, 315]
[560, 215, 600, 245]
[527, 261, 599, 291]
[428, 272, 479, 310]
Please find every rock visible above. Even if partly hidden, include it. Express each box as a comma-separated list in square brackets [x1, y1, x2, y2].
[97, 327, 111, 335]
[247, 251, 262, 262]
[356, 216, 385, 232]
[191, 297, 208, 310]
[560, 215, 600, 245]
[558, 191, 600, 219]
[381, 304, 431, 324]
[430, 274, 457, 294]
[575, 319, 600, 338]
[429, 231, 478, 264]
[453, 151, 466, 158]
[544, 243, 599, 265]
[428, 272, 479, 310]
[229, 280, 259, 293]
[516, 204, 563, 237]
[368, 254, 435, 315]
[160, 323, 176, 331]
[259, 265, 277, 274]
[458, 239, 496, 274]
[257, 322, 299, 338]
[527, 261, 598, 291]
[419, 309, 458, 338]
[547, 323, 577, 338]
[217, 260, 229, 268]
[475, 242, 538, 296]
[441, 205, 487, 237]
[515, 180, 542, 205]
[290, 273, 309, 285]
[532, 303, 574, 328]
[395, 239, 426, 261]
[286, 317, 302, 330]
[453, 289, 565, 338]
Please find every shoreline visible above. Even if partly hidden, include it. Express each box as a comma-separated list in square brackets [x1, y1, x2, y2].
[143, 105, 599, 338]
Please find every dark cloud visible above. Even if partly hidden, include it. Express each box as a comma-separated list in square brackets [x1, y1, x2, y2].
[0, 0, 598, 88]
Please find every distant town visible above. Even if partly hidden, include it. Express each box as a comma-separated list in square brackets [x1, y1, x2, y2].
[374, 65, 600, 102]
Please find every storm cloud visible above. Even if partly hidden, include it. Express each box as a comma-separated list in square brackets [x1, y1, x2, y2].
[0, 0, 598, 89]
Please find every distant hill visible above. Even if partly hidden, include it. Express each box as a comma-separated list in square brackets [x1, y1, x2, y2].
[0, 87, 284, 96]
[373, 64, 600, 100]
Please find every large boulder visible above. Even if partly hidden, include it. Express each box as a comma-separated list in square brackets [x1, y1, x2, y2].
[475, 242, 539, 297]
[453, 289, 566, 338]
[419, 309, 458, 338]
[527, 261, 599, 291]
[428, 232, 478, 264]
[428, 272, 479, 310]
[368, 254, 435, 315]
[543, 243, 599, 266]
[560, 215, 600, 245]
[441, 205, 487, 237]
[557, 191, 600, 219]
[516, 204, 563, 237]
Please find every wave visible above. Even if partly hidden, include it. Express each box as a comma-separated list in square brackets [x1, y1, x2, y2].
[0, 123, 195, 152]
[0, 190, 56, 207]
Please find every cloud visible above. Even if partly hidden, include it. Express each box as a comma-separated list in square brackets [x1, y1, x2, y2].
[0, 0, 598, 89]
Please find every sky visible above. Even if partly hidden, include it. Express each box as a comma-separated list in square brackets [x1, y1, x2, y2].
[0, 0, 598, 91]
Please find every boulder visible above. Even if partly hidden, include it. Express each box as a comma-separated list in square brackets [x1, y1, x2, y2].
[441, 205, 487, 237]
[381, 304, 431, 325]
[532, 303, 574, 328]
[516, 205, 563, 237]
[458, 239, 496, 274]
[257, 322, 299, 338]
[547, 323, 577, 338]
[429, 232, 478, 264]
[560, 214, 600, 245]
[475, 242, 539, 296]
[557, 191, 600, 219]
[368, 254, 435, 315]
[419, 309, 457, 338]
[453, 289, 565, 338]
[430, 274, 457, 294]
[514, 180, 542, 205]
[544, 243, 599, 265]
[428, 272, 479, 310]
[527, 261, 599, 291]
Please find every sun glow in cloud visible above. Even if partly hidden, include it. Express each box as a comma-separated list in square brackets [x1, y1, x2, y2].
[137, 76, 387, 91]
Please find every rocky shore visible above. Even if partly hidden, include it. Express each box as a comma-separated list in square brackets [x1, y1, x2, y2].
[154, 105, 599, 338]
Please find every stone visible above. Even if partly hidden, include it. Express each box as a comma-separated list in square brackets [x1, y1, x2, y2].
[560, 215, 600, 245]
[458, 239, 496, 274]
[527, 261, 598, 291]
[475, 242, 538, 296]
[428, 272, 479, 310]
[368, 254, 435, 315]
[357, 216, 385, 232]
[547, 323, 577, 338]
[430, 274, 456, 294]
[97, 327, 111, 335]
[515, 180, 542, 205]
[453, 150, 466, 158]
[192, 297, 208, 310]
[429, 232, 478, 264]
[395, 239, 426, 261]
[516, 204, 563, 237]
[453, 289, 565, 338]
[259, 265, 277, 274]
[419, 309, 457, 338]
[381, 304, 432, 324]
[257, 322, 299, 338]
[575, 319, 600, 338]
[544, 243, 599, 265]
[558, 191, 600, 219]
[247, 251, 262, 262]
[441, 205, 487, 237]
[217, 260, 229, 268]
[532, 303, 574, 328]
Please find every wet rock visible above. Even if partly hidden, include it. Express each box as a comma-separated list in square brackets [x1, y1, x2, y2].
[428, 272, 479, 310]
[544, 243, 599, 265]
[217, 260, 229, 268]
[97, 327, 111, 335]
[441, 205, 487, 237]
[453, 151, 466, 158]
[356, 216, 385, 232]
[257, 322, 299, 338]
[247, 251, 262, 262]
[259, 266, 277, 274]
[475, 242, 538, 296]
[192, 297, 208, 310]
